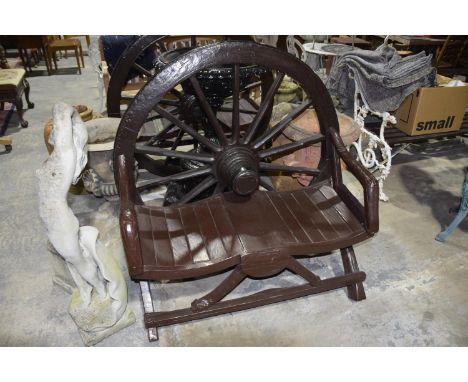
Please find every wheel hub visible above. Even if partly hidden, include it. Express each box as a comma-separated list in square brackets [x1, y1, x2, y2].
[179, 94, 203, 124]
[216, 145, 259, 196]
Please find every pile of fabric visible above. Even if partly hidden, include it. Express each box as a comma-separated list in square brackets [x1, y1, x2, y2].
[327, 44, 437, 113]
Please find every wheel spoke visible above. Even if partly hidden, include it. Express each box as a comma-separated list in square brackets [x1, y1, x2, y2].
[159, 99, 180, 107]
[145, 110, 179, 123]
[169, 128, 184, 150]
[135, 154, 180, 176]
[252, 100, 313, 149]
[258, 134, 324, 159]
[145, 114, 164, 122]
[189, 76, 229, 146]
[175, 176, 217, 205]
[212, 183, 226, 195]
[243, 72, 285, 144]
[135, 143, 214, 163]
[147, 123, 176, 145]
[133, 62, 152, 78]
[231, 64, 240, 143]
[242, 80, 262, 92]
[259, 177, 275, 191]
[170, 88, 184, 100]
[137, 166, 212, 191]
[241, 94, 260, 110]
[154, 105, 220, 152]
[153, 139, 196, 148]
[216, 119, 233, 134]
[259, 162, 320, 176]
[219, 107, 257, 115]
[165, 129, 185, 164]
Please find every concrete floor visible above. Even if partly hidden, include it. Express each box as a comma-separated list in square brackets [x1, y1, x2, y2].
[0, 53, 467, 346]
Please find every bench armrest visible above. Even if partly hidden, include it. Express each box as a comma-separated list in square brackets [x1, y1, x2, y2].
[328, 129, 379, 234]
[117, 154, 143, 276]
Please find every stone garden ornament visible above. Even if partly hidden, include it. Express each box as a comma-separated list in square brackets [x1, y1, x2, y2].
[37, 102, 134, 345]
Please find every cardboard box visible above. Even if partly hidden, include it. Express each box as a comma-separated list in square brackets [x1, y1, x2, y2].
[395, 84, 468, 136]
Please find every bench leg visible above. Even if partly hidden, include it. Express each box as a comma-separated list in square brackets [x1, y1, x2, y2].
[340, 246, 366, 301]
[141, 252, 367, 342]
[191, 266, 246, 312]
[287, 257, 322, 286]
[144, 271, 366, 332]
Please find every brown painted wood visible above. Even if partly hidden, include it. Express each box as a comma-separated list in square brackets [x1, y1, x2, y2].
[341, 246, 366, 301]
[189, 76, 229, 146]
[243, 72, 285, 144]
[145, 271, 366, 328]
[191, 265, 246, 312]
[114, 41, 379, 340]
[130, 184, 369, 281]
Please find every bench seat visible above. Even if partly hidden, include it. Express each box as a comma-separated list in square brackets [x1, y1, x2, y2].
[134, 183, 369, 280]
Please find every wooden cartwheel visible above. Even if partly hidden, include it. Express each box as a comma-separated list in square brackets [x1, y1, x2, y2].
[107, 35, 272, 202]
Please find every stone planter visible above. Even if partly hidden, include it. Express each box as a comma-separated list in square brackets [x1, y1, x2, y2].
[82, 117, 122, 199]
[43, 105, 101, 154]
[74, 104, 93, 122]
[274, 79, 301, 104]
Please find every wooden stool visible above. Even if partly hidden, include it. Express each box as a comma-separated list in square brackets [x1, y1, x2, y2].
[47, 38, 85, 74]
[0, 68, 34, 128]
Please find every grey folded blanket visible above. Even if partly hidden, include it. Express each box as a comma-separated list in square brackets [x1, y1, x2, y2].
[326, 45, 437, 112]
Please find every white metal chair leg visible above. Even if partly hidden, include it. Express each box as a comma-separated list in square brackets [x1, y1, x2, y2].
[140, 281, 158, 341]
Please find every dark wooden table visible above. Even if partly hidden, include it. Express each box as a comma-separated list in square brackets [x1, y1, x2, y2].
[0, 35, 51, 74]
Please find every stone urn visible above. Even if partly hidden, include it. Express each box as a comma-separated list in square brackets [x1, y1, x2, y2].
[74, 104, 93, 122]
[81, 117, 122, 199]
[43, 105, 100, 154]
[274, 78, 301, 104]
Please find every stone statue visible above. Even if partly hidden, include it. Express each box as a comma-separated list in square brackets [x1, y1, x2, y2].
[37, 102, 134, 345]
